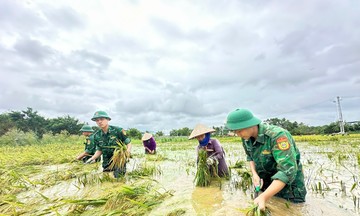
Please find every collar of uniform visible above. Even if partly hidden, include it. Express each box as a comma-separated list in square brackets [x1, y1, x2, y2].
[254, 123, 266, 144]
[100, 125, 113, 135]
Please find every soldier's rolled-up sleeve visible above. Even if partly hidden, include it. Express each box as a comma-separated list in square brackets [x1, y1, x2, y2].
[271, 136, 298, 184]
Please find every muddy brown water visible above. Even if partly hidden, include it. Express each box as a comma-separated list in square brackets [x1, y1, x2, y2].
[14, 141, 360, 215]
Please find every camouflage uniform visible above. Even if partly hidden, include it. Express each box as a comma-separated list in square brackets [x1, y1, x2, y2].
[82, 134, 100, 162]
[93, 125, 131, 174]
[242, 123, 306, 202]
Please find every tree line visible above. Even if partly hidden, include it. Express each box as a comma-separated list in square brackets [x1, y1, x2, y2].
[0, 108, 359, 139]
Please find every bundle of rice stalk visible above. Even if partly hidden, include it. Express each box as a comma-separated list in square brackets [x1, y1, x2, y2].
[194, 149, 211, 187]
[245, 204, 271, 216]
[108, 140, 130, 171]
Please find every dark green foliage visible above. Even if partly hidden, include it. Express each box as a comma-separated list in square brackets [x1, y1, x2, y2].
[155, 131, 164, 136]
[169, 127, 191, 136]
[47, 115, 82, 135]
[9, 107, 47, 138]
[0, 108, 85, 139]
[127, 128, 142, 139]
[264, 117, 360, 135]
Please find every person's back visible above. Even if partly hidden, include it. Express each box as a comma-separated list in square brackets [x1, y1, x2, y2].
[242, 123, 306, 202]
[142, 133, 156, 154]
[226, 108, 306, 210]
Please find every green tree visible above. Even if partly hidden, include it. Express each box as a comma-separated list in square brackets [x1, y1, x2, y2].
[127, 128, 142, 139]
[47, 115, 83, 135]
[155, 131, 164, 137]
[9, 107, 47, 138]
[323, 122, 339, 134]
[169, 129, 178, 136]
[0, 113, 16, 136]
[169, 127, 191, 136]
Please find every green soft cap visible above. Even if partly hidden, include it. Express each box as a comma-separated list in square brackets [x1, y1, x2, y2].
[91, 110, 111, 121]
[80, 125, 94, 132]
[225, 108, 261, 130]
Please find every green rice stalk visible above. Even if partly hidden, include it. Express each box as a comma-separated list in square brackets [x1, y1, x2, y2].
[245, 204, 271, 216]
[209, 160, 219, 178]
[108, 140, 130, 171]
[194, 149, 211, 187]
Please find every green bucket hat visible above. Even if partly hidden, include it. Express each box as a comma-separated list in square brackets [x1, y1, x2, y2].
[80, 125, 94, 132]
[91, 110, 111, 121]
[225, 108, 261, 130]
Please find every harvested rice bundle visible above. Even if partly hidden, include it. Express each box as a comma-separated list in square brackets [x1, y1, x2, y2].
[194, 149, 211, 187]
[108, 140, 130, 171]
[245, 204, 271, 216]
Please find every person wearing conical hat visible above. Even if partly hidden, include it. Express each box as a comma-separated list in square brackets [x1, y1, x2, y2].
[189, 124, 229, 177]
[142, 133, 157, 154]
[76, 124, 99, 163]
[225, 108, 306, 211]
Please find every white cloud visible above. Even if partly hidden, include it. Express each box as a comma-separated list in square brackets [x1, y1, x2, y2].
[0, 0, 360, 133]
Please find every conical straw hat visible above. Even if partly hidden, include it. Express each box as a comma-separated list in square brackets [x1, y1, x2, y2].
[188, 124, 215, 139]
[142, 133, 153, 141]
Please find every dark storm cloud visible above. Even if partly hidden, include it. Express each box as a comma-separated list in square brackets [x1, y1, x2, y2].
[13, 38, 54, 62]
[1, 0, 360, 131]
[115, 82, 223, 119]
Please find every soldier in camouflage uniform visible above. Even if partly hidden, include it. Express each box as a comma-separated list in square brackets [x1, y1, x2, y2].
[85, 111, 132, 178]
[76, 125, 99, 163]
[225, 108, 306, 210]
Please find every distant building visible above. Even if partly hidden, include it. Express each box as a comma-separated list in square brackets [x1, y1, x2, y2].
[227, 132, 236, 136]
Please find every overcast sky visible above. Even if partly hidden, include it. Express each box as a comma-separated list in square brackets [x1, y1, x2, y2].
[1, 0, 360, 133]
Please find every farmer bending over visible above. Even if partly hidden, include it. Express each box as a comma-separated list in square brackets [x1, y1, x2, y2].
[189, 124, 229, 177]
[142, 133, 157, 154]
[225, 108, 306, 210]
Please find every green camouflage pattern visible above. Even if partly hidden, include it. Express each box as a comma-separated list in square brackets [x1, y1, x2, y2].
[242, 123, 306, 202]
[84, 133, 96, 155]
[93, 125, 131, 169]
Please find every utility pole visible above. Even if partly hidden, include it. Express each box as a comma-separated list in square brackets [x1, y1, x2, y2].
[334, 96, 345, 134]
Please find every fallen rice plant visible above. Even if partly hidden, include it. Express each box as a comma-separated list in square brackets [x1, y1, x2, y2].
[102, 181, 173, 215]
[128, 161, 162, 177]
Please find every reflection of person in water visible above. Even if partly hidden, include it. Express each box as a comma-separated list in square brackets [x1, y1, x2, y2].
[191, 186, 223, 215]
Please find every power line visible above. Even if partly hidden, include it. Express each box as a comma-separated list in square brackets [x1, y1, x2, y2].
[269, 98, 333, 118]
[268, 96, 360, 119]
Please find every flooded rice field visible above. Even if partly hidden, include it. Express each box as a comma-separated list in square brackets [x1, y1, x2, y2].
[0, 135, 359, 215]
